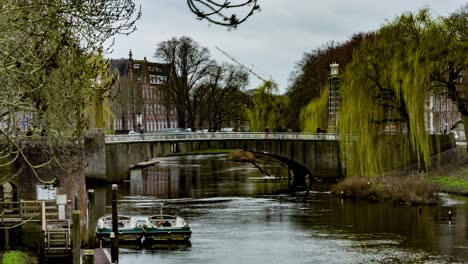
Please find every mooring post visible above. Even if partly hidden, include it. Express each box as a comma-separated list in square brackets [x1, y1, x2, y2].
[4, 228, 10, 250]
[72, 210, 81, 264]
[111, 184, 119, 263]
[88, 189, 96, 249]
[110, 232, 117, 263]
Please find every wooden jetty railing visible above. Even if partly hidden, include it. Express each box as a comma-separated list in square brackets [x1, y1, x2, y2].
[0, 200, 72, 257]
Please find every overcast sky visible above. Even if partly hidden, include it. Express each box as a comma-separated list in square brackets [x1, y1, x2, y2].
[108, 0, 465, 93]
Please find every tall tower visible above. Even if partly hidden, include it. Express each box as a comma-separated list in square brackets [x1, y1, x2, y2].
[328, 63, 340, 133]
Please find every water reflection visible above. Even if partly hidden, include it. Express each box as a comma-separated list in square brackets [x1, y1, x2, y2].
[87, 154, 468, 263]
[124, 155, 290, 198]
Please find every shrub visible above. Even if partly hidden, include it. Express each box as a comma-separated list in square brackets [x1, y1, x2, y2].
[227, 149, 256, 162]
[2, 251, 28, 264]
[332, 176, 373, 198]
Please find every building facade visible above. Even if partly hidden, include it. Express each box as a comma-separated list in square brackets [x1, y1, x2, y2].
[110, 52, 177, 133]
[426, 94, 465, 140]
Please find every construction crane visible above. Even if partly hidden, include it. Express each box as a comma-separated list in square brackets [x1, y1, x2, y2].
[215, 46, 272, 88]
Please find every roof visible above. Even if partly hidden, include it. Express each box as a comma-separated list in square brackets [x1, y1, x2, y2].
[109, 59, 129, 76]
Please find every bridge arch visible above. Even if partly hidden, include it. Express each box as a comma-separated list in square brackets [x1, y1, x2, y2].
[85, 132, 343, 183]
[250, 151, 313, 191]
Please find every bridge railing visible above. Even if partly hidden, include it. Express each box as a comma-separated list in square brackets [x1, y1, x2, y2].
[104, 132, 340, 143]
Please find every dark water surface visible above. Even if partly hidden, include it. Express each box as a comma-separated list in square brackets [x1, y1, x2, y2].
[88, 154, 468, 264]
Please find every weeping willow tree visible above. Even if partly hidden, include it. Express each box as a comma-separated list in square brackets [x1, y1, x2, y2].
[300, 86, 329, 133]
[247, 81, 289, 131]
[84, 55, 117, 130]
[339, 9, 445, 177]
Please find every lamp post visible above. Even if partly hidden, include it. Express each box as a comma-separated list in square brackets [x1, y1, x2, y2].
[328, 63, 340, 133]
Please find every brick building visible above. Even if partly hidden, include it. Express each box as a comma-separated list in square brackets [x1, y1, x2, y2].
[110, 52, 177, 132]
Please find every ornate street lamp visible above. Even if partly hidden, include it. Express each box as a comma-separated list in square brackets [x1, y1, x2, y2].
[328, 63, 340, 133]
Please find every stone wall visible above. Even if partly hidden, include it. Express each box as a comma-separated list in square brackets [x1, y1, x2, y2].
[10, 142, 88, 242]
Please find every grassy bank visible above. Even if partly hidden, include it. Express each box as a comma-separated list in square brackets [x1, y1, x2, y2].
[332, 176, 440, 205]
[426, 146, 468, 196]
[332, 146, 468, 204]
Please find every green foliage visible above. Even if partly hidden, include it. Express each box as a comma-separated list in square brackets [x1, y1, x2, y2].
[287, 33, 369, 130]
[2, 251, 28, 264]
[103, 129, 115, 135]
[300, 86, 329, 132]
[338, 9, 446, 177]
[296, 6, 466, 178]
[0, 1, 140, 184]
[247, 81, 289, 131]
[433, 176, 468, 189]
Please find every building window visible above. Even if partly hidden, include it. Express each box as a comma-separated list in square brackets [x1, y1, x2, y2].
[148, 66, 160, 72]
[133, 64, 140, 69]
[150, 75, 167, 85]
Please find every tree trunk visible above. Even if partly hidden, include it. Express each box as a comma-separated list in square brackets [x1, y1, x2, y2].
[121, 113, 127, 130]
[176, 104, 186, 128]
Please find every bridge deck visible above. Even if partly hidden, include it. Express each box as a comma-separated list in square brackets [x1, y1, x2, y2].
[105, 132, 340, 143]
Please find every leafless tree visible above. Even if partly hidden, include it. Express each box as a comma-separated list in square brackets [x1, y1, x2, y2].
[197, 63, 249, 131]
[155, 36, 213, 129]
[187, 0, 260, 29]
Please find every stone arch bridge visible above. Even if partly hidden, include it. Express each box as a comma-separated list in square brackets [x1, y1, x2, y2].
[85, 132, 343, 188]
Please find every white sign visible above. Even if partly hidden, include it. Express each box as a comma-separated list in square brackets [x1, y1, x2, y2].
[36, 185, 57, 200]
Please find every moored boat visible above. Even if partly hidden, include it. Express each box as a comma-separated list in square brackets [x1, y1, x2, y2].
[96, 215, 147, 242]
[144, 214, 192, 242]
[95, 208, 191, 244]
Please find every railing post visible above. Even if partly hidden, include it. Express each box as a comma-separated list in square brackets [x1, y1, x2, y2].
[4, 228, 10, 250]
[72, 210, 81, 264]
[19, 200, 23, 220]
[110, 232, 117, 263]
[88, 189, 96, 249]
[41, 201, 46, 231]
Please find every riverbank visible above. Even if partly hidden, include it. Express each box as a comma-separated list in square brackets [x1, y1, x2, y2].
[332, 146, 468, 204]
[426, 146, 468, 196]
[332, 175, 440, 205]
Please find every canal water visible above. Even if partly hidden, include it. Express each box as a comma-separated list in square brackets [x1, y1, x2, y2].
[88, 154, 468, 263]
